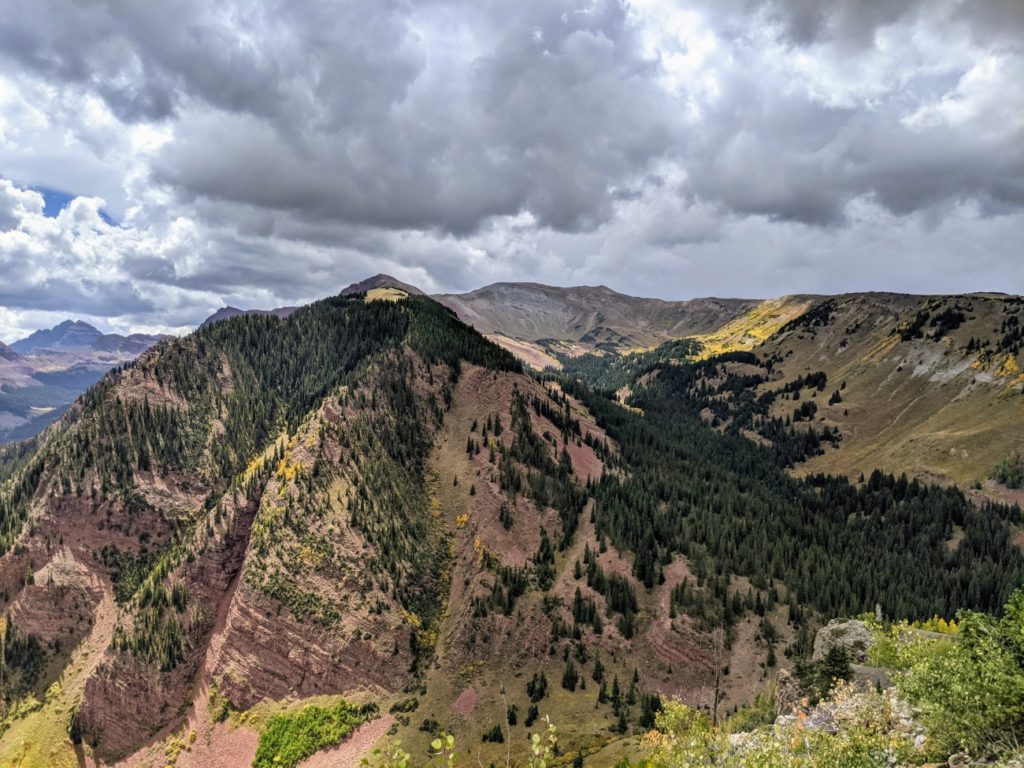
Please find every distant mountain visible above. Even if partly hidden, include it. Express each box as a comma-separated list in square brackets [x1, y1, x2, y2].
[341, 273, 426, 296]
[1, 321, 167, 443]
[10, 319, 104, 354]
[0, 341, 36, 391]
[434, 281, 760, 351]
[0, 340, 20, 361]
[200, 305, 297, 327]
[10, 319, 166, 356]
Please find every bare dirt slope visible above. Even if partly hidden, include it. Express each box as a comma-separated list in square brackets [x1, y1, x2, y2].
[436, 282, 759, 350]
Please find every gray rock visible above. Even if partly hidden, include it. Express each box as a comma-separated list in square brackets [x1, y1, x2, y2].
[812, 619, 873, 663]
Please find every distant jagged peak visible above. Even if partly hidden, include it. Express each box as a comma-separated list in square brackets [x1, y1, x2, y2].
[10, 318, 167, 356]
[340, 273, 425, 296]
[11, 319, 104, 354]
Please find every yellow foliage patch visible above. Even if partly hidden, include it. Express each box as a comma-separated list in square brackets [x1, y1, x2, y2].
[998, 354, 1020, 377]
[299, 546, 324, 569]
[365, 287, 409, 303]
[693, 296, 813, 358]
[276, 458, 300, 483]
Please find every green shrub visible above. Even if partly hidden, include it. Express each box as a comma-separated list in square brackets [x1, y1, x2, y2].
[896, 588, 1024, 758]
[992, 453, 1024, 488]
[724, 691, 775, 734]
[253, 699, 369, 768]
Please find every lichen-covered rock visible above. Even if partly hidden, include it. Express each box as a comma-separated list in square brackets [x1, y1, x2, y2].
[812, 619, 873, 663]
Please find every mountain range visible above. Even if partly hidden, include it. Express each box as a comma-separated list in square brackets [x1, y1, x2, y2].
[0, 321, 167, 443]
[0, 278, 1021, 767]
[9, 320, 164, 357]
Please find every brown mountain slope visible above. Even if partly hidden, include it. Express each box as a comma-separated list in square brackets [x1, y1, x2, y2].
[343, 273, 426, 296]
[434, 282, 759, 351]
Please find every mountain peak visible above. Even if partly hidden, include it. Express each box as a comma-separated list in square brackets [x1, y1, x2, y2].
[11, 319, 104, 354]
[9, 319, 165, 357]
[200, 304, 297, 328]
[56, 319, 101, 331]
[341, 274, 425, 296]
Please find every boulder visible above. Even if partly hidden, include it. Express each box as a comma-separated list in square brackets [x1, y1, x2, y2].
[812, 619, 873, 663]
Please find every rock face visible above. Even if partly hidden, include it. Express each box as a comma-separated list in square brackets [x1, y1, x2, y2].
[812, 619, 873, 663]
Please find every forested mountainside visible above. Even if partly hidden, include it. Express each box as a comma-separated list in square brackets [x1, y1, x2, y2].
[0, 289, 1021, 767]
[542, 292, 1024, 492]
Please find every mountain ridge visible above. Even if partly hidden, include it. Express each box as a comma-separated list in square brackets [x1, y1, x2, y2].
[0, 287, 1021, 767]
[10, 319, 166, 356]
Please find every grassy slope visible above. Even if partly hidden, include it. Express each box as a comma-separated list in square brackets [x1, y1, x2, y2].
[692, 296, 818, 358]
[761, 295, 1024, 487]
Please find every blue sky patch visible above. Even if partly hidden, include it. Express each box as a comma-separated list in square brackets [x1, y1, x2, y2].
[33, 186, 117, 225]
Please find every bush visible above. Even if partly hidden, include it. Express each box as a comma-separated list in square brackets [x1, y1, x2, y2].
[646, 686, 914, 768]
[253, 699, 368, 768]
[896, 588, 1024, 758]
[992, 453, 1024, 488]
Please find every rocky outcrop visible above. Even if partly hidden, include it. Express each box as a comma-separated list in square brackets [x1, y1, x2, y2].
[774, 669, 801, 717]
[211, 587, 411, 710]
[79, 495, 257, 760]
[812, 619, 873, 663]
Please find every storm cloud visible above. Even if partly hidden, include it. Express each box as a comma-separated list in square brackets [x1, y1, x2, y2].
[0, 0, 1020, 340]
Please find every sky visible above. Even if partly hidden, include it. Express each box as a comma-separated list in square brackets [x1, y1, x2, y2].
[0, 0, 1022, 341]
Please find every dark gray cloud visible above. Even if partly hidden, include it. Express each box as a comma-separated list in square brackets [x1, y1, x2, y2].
[0, 0, 1021, 341]
[142, 1, 681, 235]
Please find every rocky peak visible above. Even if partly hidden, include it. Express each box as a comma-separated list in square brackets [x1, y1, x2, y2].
[341, 273, 425, 296]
